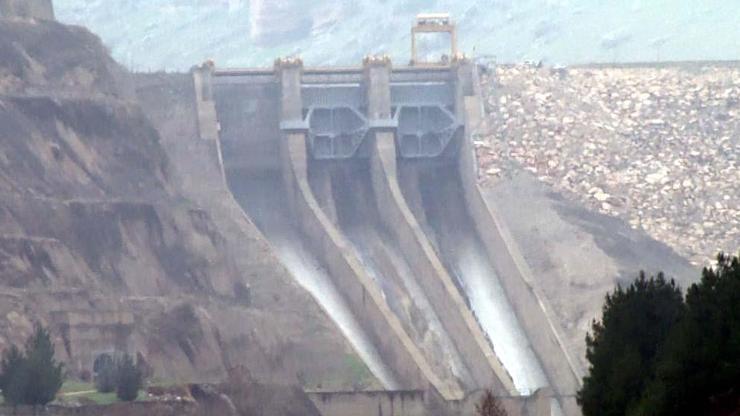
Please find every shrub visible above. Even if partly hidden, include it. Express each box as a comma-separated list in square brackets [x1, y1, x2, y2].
[476, 389, 508, 416]
[115, 354, 143, 402]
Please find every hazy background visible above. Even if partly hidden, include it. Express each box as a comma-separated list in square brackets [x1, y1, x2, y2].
[54, 0, 739, 71]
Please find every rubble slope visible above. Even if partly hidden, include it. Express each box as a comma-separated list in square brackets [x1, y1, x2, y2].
[478, 64, 739, 266]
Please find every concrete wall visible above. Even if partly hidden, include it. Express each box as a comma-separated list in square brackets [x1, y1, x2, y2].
[365, 62, 514, 394]
[213, 80, 282, 174]
[308, 389, 556, 416]
[455, 62, 582, 415]
[309, 390, 427, 416]
[192, 64, 221, 144]
[0, 0, 54, 20]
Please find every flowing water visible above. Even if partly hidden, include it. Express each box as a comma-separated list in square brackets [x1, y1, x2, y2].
[229, 175, 400, 389]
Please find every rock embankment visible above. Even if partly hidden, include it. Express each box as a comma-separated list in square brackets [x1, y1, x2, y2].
[477, 64, 739, 266]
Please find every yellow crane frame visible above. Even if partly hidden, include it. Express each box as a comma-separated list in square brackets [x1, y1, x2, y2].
[411, 13, 458, 66]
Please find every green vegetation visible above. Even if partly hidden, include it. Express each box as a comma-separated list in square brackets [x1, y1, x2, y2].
[0, 325, 64, 406]
[579, 253, 740, 416]
[476, 389, 508, 416]
[91, 353, 144, 402]
[60, 380, 95, 394]
[59, 379, 157, 405]
[577, 272, 683, 416]
[115, 354, 143, 402]
[93, 353, 116, 393]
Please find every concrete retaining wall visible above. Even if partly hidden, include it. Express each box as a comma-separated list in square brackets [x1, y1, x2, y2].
[308, 389, 556, 416]
[309, 390, 427, 416]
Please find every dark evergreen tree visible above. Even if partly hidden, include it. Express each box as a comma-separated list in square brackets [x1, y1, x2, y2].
[0, 325, 64, 406]
[476, 389, 508, 416]
[0, 345, 28, 405]
[93, 353, 116, 393]
[21, 325, 64, 405]
[115, 354, 142, 402]
[577, 272, 684, 416]
[634, 253, 740, 416]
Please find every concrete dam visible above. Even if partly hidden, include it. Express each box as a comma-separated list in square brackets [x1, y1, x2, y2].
[190, 36, 582, 415]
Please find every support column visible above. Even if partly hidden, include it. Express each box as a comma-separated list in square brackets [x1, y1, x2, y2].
[192, 60, 220, 141]
[275, 58, 308, 212]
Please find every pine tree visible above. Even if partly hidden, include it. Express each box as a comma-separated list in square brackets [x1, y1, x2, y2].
[634, 253, 740, 416]
[115, 354, 142, 402]
[476, 389, 508, 416]
[22, 325, 64, 405]
[577, 272, 684, 416]
[0, 325, 64, 406]
[93, 353, 117, 393]
[0, 345, 28, 405]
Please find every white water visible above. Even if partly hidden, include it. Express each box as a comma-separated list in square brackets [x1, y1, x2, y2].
[269, 234, 400, 389]
[456, 238, 548, 394]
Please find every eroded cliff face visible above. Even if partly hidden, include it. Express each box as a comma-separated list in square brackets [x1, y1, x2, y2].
[0, 18, 360, 389]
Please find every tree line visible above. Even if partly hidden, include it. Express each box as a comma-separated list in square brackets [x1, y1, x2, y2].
[0, 326, 144, 406]
[579, 253, 740, 416]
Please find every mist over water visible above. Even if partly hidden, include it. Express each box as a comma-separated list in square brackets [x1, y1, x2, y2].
[229, 177, 399, 389]
[271, 235, 401, 389]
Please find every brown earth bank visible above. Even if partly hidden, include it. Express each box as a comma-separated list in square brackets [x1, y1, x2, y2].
[0, 17, 365, 389]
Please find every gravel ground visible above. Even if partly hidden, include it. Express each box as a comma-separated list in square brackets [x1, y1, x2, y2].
[476, 64, 740, 266]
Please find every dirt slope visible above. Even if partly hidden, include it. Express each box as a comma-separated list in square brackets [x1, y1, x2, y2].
[0, 18, 359, 389]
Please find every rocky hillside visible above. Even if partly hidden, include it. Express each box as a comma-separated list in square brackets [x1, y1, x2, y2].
[478, 63, 739, 267]
[0, 18, 363, 390]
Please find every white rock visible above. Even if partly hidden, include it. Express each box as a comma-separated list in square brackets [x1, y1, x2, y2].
[594, 191, 610, 202]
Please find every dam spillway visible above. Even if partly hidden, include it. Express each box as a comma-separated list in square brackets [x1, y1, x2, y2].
[191, 55, 582, 414]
